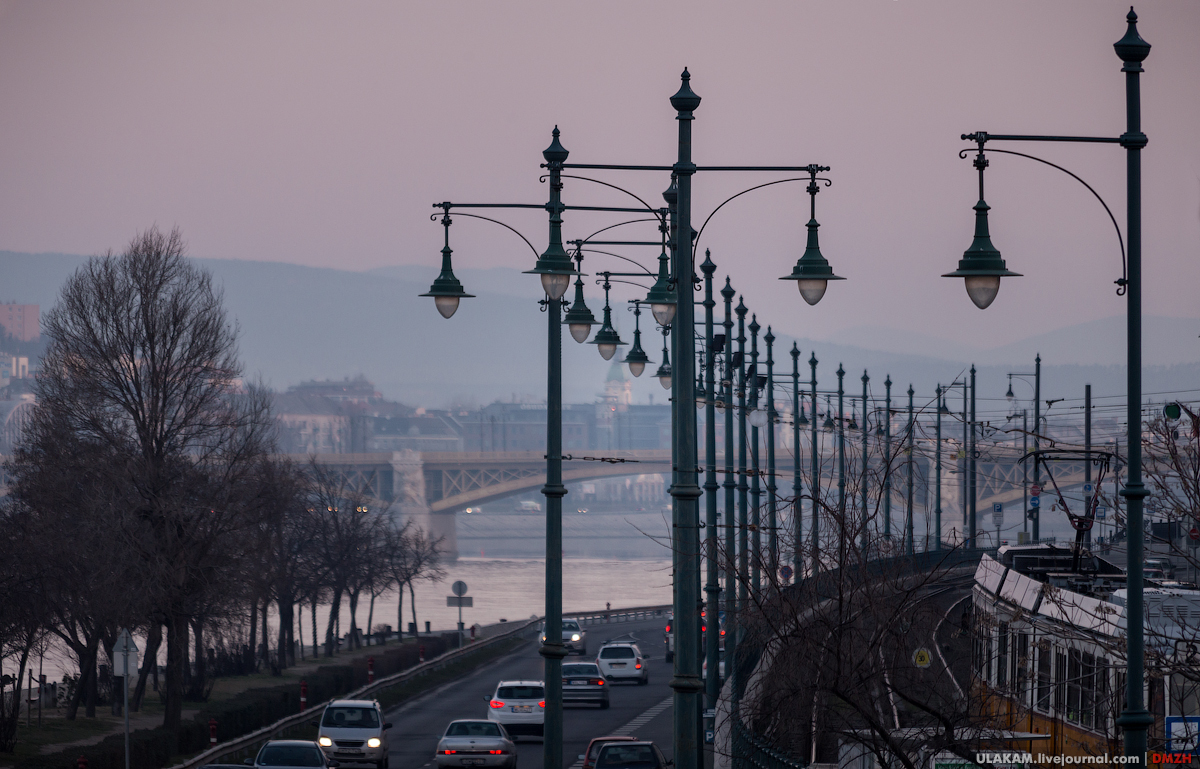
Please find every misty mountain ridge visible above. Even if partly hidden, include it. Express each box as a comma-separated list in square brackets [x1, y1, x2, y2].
[3, 252, 1197, 408]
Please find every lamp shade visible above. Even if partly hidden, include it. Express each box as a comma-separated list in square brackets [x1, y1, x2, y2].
[942, 199, 1021, 309]
[780, 219, 844, 305]
[562, 279, 597, 344]
[623, 334, 651, 377]
[644, 251, 677, 325]
[524, 240, 577, 300]
[749, 408, 768, 428]
[421, 245, 475, 319]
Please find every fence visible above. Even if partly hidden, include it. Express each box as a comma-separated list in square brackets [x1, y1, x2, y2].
[169, 602, 672, 769]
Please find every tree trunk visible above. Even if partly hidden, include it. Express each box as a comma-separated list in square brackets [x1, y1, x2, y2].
[347, 588, 360, 651]
[311, 595, 319, 660]
[84, 640, 99, 719]
[131, 623, 162, 712]
[408, 581, 419, 636]
[324, 588, 342, 657]
[261, 597, 273, 674]
[248, 600, 258, 673]
[397, 586, 404, 640]
[162, 612, 187, 731]
[276, 597, 293, 670]
[366, 593, 376, 646]
[188, 618, 206, 700]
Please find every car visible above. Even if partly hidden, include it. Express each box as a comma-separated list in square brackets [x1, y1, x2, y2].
[593, 741, 671, 769]
[487, 680, 545, 739]
[1145, 557, 1175, 578]
[596, 643, 648, 685]
[434, 720, 516, 769]
[316, 699, 392, 769]
[1144, 567, 1166, 581]
[578, 735, 640, 769]
[246, 740, 337, 768]
[540, 618, 588, 656]
[561, 661, 609, 708]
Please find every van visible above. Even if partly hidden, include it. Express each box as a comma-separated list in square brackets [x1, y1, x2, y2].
[517, 500, 542, 512]
[316, 699, 392, 769]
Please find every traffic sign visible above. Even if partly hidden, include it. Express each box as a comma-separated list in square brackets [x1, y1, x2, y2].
[446, 596, 473, 607]
[1030, 497, 1040, 508]
[913, 648, 932, 668]
[1190, 527, 1200, 542]
[780, 565, 794, 581]
[1097, 507, 1107, 520]
[1084, 483, 1094, 494]
[452, 580, 469, 596]
[1030, 484, 1041, 496]
[113, 629, 139, 677]
[993, 503, 1003, 513]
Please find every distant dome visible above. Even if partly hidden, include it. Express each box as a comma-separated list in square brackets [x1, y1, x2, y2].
[606, 362, 628, 383]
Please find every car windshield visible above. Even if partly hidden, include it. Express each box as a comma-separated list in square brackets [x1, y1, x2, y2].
[600, 647, 635, 659]
[497, 685, 544, 699]
[321, 706, 379, 728]
[257, 745, 325, 767]
[446, 722, 502, 737]
[589, 739, 631, 760]
[563, 620, 581, 631]
[597, 745, 657, 768]
[563, 664, 600, 677]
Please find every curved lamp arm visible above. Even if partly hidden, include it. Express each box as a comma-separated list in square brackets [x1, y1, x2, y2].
[960, 147, 1127, 295]
[428, 210, 541, 258]
[693, 175, 830, 254]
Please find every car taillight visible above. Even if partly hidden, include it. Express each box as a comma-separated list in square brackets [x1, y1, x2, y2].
[444, 750, 457, 754]
[593, 679, 604, 685]
[635, 662, 642, 669]
[701, 625, 706, 632]
[490, 750, 505, 755]
[489, 700, 505, 708]
[720, 629, 725, 636]
[538, 700, 546, 708]
[665, 624, 671, 633]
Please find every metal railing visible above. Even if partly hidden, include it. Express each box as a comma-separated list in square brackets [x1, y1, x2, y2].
[733, 717, 806, 769]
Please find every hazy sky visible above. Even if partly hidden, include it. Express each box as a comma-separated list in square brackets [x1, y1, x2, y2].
[0, 1, 1197, 352]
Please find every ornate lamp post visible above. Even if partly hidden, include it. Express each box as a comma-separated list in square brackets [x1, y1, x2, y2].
[944, 11, 1153, 758]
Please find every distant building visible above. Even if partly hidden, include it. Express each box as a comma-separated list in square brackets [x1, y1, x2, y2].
[289, 374, 380, 405]
[274, 390, 352, 454]
[0, 304, 39, 342]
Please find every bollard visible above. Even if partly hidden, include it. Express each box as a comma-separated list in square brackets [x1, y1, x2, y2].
[209, 718, 217, 746]
[300, 680, 308, 711]
[419, 645, 426, 663]
[76, 756, 88, 769]
[470, 625, 476, 641]
[367, 657, 375, 684]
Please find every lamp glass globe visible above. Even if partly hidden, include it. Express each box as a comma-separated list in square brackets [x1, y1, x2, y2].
[434, 295, 460, 319]
[541, 273, 572, 301]
[568, 323, 592, 344]
[796, 279, 828, 306]
[628, 360, 646, 378]
[651, 303, 676, 326]
[659, 374, 672, 390]
[964, 275, 1001, 310]
[598, 343, 617, 361]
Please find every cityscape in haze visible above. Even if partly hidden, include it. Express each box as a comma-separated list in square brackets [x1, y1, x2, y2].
[1, 3, 1199, 769]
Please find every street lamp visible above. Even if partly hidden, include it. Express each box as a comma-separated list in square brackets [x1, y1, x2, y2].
[420, 208, 474, 318]
[589, 274, 626, 361]
[563, 251, 597, 344]
[623, 302, 652, 377]
[655, 324, 672, 389]
[780, 166, 844, 305]
[945, 10, 1153, 759]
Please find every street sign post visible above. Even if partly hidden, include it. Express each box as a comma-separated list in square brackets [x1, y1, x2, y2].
[779, 565, 793, 582]
[913, 648, 932, 668]
[1030, 497, 1040, 508]
[1190, 527, 1199, 543]
[1030, 484, 1041, 497]
[114, 629, 138, 769]
[448, 582, 471, 647]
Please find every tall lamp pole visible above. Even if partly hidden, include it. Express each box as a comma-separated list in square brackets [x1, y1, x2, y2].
[906, 385, 915, 555]
[836, 365, 846, 560]
[748, 316, 762, 595]
[861, 372, 870, 553]
[883, 376, 892, 542]
[700, 253, 721, 715]
[791, 345, 804, 578]
[721, 279, 737, 714]
[765, 328, 778, 582]
[935, 385, 944, 551]
[809, 353, 820, 572]
[944, 11, 1152, 757]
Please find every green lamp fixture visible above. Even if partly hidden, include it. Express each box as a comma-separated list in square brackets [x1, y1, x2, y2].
[421, 211, 474, 318]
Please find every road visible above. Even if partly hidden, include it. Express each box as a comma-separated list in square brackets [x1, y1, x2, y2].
[384, 617, 675, 769]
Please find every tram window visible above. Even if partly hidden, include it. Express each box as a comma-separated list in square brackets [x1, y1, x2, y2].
[1036, 643, 1052, 712]
[997, 624, 1008, 690]
[1067, 650, 1081, 723]
[1016, 633, 1029, 706]
[1081, 652, 1096, 729]
[1171, 672, 1200, 717]
[1054, 650, 1067, 713]
[1096, 657, 1110, 731]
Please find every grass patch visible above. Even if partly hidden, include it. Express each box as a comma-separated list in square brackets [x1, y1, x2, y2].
[0, 713, 116, 764]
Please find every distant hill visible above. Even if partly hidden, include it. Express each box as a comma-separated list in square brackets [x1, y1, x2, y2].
[3, 252, 1197, 409]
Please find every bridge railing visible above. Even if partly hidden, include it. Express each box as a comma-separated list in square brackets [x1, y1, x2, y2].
[567, 603, 672, 626]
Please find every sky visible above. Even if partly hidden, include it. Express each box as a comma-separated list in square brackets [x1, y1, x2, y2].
[0, 0, 1197, 354]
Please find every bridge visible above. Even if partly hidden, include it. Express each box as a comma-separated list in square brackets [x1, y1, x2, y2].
[291, 447, 1099, 558]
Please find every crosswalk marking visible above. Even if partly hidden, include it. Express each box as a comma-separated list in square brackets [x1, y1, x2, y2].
[568, 696, 673, 769]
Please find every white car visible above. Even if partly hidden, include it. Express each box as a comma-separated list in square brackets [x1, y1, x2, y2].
[434, 720, 516, 769]
[596, 643, 648, 685]
[702, 646, 726, 679]
[487, 680, 545, 739]
[316, 699, 391, 769]
[539, 618, 588, 656]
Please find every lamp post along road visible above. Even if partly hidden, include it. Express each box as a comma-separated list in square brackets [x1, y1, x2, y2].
[721, 278, 738, 719]
[765, 328, 778, 581]
[945, 11, 1153, 756]
[736, 299, 749, 621]
[836, 365, 846, 561]
[935, 385, 943, 551]
[701, 252, 721, 714]
[906, 385, 915, 555]
[749, 316, 762, 595]
[861, 372, 870, 553]
[969, 366, 977, 548]
[791, 345, 804, 578]
[809, 353, 819, 573]
[883, 376, 892, 541]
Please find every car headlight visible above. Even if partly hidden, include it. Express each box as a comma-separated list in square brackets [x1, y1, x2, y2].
[367, 738, 382, 748]
[318, 737, 332, 747]
[571, 633, 581, 642]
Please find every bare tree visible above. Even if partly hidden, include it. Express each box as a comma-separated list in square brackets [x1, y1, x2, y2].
[32, 226, 273, 730]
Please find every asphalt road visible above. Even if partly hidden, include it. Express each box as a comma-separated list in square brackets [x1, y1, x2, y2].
[384, 617, 675, 769]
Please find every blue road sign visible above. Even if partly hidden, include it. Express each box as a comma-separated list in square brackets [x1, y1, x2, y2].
[780, 565, 794, 580]
[1084, 483, 1094, 494]
[1097, 507, 1106, 520]
[1030, 497, 1041, 508]
[993, 503, 1003, 513]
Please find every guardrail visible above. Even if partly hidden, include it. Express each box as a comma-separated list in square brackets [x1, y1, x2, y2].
[169, 603, 672, 769]
[733, 718, 805, 769]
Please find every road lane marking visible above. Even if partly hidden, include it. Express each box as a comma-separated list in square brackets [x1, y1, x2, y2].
[567, 695, 673, 769]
